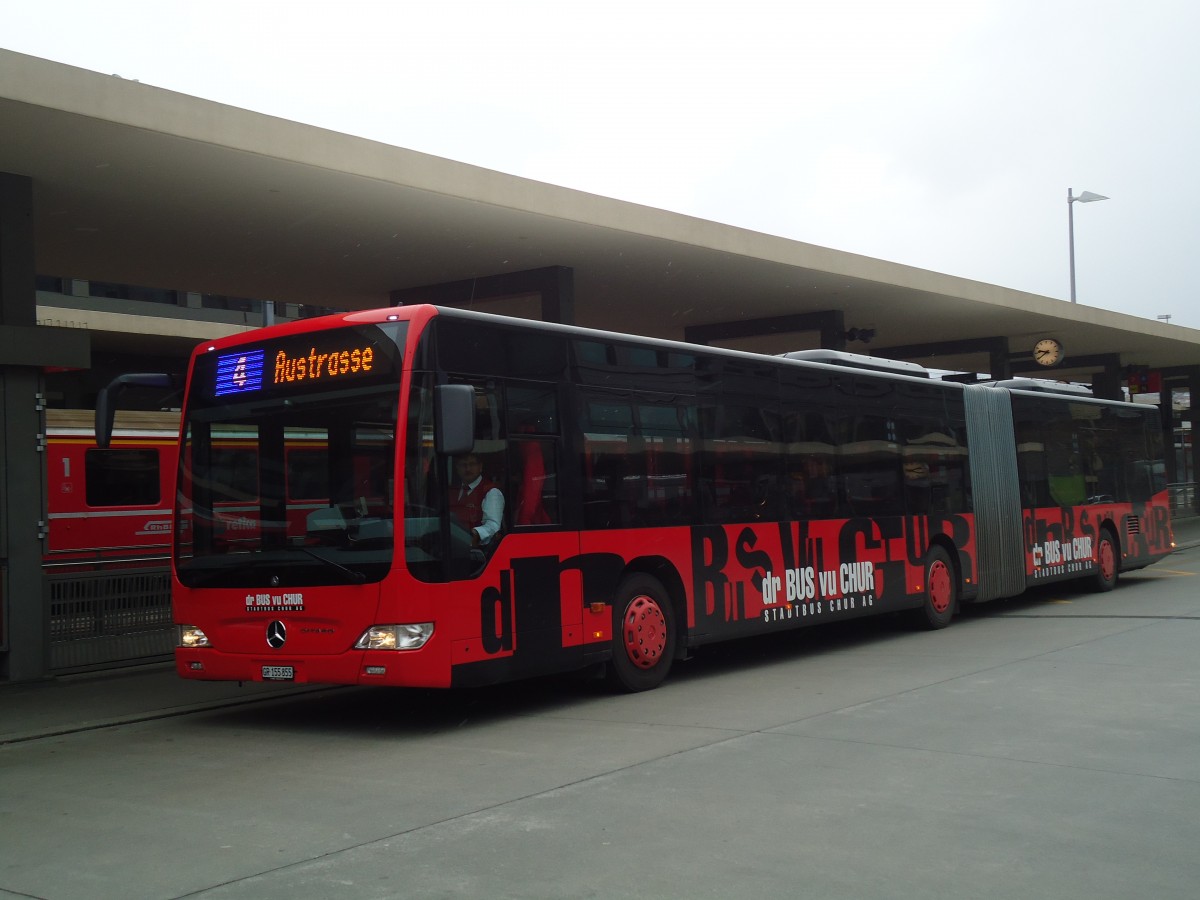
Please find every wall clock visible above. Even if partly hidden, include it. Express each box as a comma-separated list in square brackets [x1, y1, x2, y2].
[1033, 338, 1063, 367]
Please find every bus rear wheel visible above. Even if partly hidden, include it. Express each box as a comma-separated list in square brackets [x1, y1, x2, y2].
[912, 545, 956, 630]
[1090, 528, 1119, 593]
[607, 574, 676, 692]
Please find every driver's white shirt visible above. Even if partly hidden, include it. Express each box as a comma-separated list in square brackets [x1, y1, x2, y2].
[460, 476, 504, 545]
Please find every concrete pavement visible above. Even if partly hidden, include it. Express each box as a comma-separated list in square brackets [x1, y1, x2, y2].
[1, 518, 1198, 899]
[3, 514, 1198, 745]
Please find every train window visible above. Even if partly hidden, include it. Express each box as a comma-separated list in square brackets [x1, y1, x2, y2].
[85, 448, 160, 507]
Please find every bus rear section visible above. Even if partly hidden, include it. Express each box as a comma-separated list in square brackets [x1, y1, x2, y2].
[964, 381, 1173, 604]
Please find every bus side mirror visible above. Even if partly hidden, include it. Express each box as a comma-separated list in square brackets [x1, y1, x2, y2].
[435, 384, 476, 456]
[95, 373, 178, 448]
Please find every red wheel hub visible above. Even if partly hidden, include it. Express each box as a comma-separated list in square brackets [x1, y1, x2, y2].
[622, 595, 667, 670]
[1099, 540, 1116, 581]
[928, 560, 952, 614]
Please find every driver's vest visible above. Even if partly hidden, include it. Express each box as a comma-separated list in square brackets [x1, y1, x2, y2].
[450, 477, 496, 530]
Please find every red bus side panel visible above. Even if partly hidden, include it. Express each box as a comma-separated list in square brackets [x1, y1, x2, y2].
[1023, 495, 1172, 584]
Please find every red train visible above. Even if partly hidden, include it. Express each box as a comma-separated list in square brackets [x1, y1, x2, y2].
[44, 409, 179, 571]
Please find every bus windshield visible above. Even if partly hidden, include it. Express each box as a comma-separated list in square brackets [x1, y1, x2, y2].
[175, 321, 405, 588]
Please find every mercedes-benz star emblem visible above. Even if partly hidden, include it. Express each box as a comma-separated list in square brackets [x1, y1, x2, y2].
[266, 620, 287, 649]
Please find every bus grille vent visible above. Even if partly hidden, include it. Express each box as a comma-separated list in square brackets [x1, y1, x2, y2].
[1125, 515, 1141, 536]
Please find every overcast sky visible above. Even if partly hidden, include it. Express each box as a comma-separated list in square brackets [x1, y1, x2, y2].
[8, 0, 1199, 328]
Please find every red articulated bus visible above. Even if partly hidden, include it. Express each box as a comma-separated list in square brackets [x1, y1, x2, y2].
[111, 305, 1172, 692]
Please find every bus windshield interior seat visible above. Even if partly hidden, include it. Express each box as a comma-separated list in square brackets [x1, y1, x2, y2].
[514, 439, 551, 526]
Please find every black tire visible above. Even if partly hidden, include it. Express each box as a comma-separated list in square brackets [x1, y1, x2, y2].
[607, 574, 676, 692]
[912, 545, 956, 630]
[1090, 528, 1119, 593]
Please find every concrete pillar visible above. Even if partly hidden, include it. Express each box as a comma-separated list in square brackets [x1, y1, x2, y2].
[1091, 371, 1121, 400]
[0, 173, 47, 681]
[1, 172, 90, 682]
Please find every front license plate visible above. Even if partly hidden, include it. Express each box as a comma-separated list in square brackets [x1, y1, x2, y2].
[262, 665, 295, 681]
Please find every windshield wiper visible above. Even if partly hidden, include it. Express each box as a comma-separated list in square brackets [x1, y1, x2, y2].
[297, 546, 367, 584]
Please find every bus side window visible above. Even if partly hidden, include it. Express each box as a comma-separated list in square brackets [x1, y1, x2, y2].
[839, 413, 902, 517]
[1114, 409, 1162, 502]
[700, 401, 782, 524]
[1044, 422, 1086, 507]
[1012, 397, 1052, 508]
[783, 410, 837, 519]
[900, 416, 967, 515]
[508, 384, 560, 527]
[579, 389, 697, 529]
[446, 377, 508, 534]
[580, 394, 634, 529]
[513, 438, 556, 525]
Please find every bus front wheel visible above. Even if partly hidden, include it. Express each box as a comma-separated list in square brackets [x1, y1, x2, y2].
[607, 574, 676, 692]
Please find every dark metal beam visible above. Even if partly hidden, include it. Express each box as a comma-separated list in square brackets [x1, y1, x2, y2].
[684, 310, 847, 350]
[0, 324, 89, 369]
[390, 266, 575, 325]
[872, 337, 1011, 379]
[1009, 351, 1122, 373]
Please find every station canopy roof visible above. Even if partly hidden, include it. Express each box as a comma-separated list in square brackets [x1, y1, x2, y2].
[3, 49, 1198, 380]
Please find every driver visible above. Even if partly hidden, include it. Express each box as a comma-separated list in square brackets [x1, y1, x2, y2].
[450, 453, 504, 548]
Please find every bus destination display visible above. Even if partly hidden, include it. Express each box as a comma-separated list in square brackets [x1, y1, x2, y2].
[213, 343, 377, 398]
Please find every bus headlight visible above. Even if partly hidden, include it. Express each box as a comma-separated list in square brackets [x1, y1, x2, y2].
[178, 625, 211, 648]
[354, 623, 434, 651]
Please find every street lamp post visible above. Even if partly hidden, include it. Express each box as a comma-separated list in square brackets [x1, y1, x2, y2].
[1067, 188, 1109, 303]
